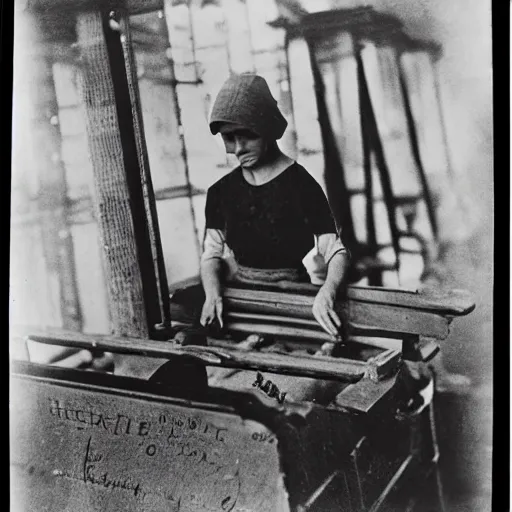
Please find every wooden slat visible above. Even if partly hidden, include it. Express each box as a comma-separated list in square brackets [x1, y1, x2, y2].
[227, 311, 320, 329]
[26, 0, 164, 15]
[348, 300, 450, 340]
[26, 331, 368, 381]
[223, 284, 475, 316]
[224, 321, 334, 343]
[335, 374, 398, 413]
[170, 292, 455, 340]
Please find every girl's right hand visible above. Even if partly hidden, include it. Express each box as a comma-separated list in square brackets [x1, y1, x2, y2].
[200, 295, 224, 328]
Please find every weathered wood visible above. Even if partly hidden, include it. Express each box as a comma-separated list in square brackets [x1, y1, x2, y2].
[348, 300, 450, 339]
[26, 0, 164, 15]
[76, 11, 148, 337]
[222, 283, 475, 316]
[170, 284, 468, 340]
[75, 10, 168, 342]
[227, 311, 320, 329]
[26, 330, 371, 381]
[224, 320, 335, 343]
[284, 6, 403, 41]
[335, 374, 398, 413]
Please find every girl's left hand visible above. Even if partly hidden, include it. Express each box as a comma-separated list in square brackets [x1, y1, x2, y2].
[312, 284, 342, 339]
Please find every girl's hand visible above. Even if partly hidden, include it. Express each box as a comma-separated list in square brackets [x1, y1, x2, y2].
[312, 284, 342, 339]
[200, 295, 224, 328]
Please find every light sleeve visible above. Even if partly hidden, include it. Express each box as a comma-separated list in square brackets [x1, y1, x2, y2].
[317, 233, 349, 264]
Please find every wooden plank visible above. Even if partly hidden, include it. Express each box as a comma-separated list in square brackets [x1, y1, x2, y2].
[335, 374, 398, 413]
[224, 321, 335, 343]
[76, 11, 149, 338]
[10, 370, 290, 512]
[226, 311, 320, 329]
[348, 300, 450, 340]
[26, 331, 367, 381]
[171, 291, 452, 339]
[225, 284, 475, 315]
[26, 0, 164, 15]
[171, 278, 475, 316]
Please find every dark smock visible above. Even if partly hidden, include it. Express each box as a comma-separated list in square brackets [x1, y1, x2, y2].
[205, 162, 337, 271]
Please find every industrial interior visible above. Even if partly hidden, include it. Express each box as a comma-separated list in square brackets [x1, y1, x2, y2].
[10, 0, 493, 511]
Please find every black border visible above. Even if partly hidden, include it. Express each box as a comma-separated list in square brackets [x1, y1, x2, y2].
[492, 1, 509, 510]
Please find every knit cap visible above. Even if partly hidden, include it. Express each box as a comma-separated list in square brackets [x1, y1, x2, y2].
[209, 73, 288, 140]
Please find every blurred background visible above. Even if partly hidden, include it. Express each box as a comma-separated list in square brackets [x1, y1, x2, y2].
[10, 0, 492, 510]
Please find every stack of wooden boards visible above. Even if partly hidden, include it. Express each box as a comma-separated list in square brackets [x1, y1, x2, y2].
[169, 280, 475, 342]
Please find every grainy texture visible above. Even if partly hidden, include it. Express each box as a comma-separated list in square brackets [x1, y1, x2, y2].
[10, 371, 290, 512]
[76, 12, 148, 338]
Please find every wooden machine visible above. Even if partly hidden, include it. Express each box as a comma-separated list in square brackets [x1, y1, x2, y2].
[10, 1, 475, 511]
[11, 280, 474, 511]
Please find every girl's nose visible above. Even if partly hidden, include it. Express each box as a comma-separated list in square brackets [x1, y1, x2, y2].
[234, 136, 245, 155]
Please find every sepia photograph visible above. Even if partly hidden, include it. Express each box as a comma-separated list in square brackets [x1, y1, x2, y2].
[9, 0, 493, 510]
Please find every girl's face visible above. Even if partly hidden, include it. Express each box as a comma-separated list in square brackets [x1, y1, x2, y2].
[219, 123, 269, 169]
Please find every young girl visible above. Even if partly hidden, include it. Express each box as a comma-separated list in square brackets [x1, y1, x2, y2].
[200, 73, 350, 339]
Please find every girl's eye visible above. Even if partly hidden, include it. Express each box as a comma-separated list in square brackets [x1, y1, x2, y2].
[239, 130, 259, 140]
[222, 130, 259, 143]
[222, 134, 235, 143]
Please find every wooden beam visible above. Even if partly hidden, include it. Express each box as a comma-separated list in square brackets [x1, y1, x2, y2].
[26, 0, 163, 16]
[334, 374, 398, 413]
[168, 277, 475, 316]
[75, 11, 152, 337]
[222, 285, 475, 316]
[26, 330, 369, 382]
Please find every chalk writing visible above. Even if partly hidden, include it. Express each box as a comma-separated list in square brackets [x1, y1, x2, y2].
[252, 372, 287, 404]
[47, 399, 229, 444]
[46, 400, 245, 510]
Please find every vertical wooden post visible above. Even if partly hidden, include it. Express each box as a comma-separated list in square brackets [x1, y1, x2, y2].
[19, 10, 83, 331]
[76, 10, 150, 338]
[75, 10, 170, 376]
